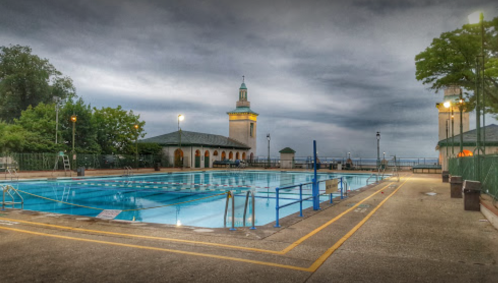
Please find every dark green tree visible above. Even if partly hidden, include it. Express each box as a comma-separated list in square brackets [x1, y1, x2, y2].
[13, 102, 62, 152]
[415, 17, 498, 114]
[60, 98, 100, 154]
[0, 45, 75, 121]
[93, 105, 145, 155]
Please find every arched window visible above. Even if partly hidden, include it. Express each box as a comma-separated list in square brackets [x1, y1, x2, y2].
[221, 151, 226, 160]
[236, 152, 240, 160]
[242, 152, 246, 160]
[229, 151, 233, 160]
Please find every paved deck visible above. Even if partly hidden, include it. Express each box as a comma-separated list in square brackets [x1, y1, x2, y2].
[0, 173, 497, 282]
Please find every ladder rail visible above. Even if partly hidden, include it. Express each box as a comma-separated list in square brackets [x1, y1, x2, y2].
[1, 185, 24, 210]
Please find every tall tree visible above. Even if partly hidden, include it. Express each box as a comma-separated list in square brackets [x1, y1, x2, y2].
[0, 45, 75, 121]
[93, 105, 145, 155]
[415, 17, 498, 114]
[60, 98, 100, 154]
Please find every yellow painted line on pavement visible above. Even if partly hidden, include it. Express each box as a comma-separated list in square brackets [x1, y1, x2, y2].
[0, 216, 281, 254]
[282, 179, 403, 254]
[306, 177, 410, 272]
[0, 178, 400, 255]
[0, 226, 309, 272]
[0, 177, 409, 272]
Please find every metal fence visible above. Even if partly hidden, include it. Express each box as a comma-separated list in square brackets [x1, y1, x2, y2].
[251, 156, 438, 169]
[0, 152, 169, 171]
[449, 155, 498, 201]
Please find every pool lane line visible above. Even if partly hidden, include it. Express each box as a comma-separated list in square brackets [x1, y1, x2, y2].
[0, 226, 310, 272]
[0, 180, 398, 255]
[307, 176, 411, 272]
[0, 177, 409, 273]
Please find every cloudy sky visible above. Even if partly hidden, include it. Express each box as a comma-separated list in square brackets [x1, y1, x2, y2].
[1, 0, 497, 158]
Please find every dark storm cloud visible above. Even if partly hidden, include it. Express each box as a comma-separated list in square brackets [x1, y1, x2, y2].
[1, 0, 496, 157]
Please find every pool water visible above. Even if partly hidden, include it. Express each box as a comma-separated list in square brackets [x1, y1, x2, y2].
[2, 171, 378, 228]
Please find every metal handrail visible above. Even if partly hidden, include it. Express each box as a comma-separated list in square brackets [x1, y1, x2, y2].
[1, 184, 24, 210]
[123, 166, 133, 176]
[366, 172, 377, 184]
[5, 168, 19, 180]
[242, 190, 256, 230]
[224, 191, 237, 231]
[274, 178, 342, 228]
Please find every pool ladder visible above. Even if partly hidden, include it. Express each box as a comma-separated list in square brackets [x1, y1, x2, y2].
[1, 185, 24, 211]
[123, 166, 133, 176]
[224, 190, 256, 231]
[4, 167, 19, 180]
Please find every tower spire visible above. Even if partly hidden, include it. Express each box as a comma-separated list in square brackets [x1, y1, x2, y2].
[242, 75, 245, 83]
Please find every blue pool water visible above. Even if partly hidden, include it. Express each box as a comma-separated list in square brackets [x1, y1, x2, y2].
[2, 171, 378, 228]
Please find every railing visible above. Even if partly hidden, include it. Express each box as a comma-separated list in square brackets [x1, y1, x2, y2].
[274, 177, 348, 228]
[1, 185, 24, 210]
[4, 168, 19, 180]
[224, 190, 256, 231]
[123, 166, 133, 176]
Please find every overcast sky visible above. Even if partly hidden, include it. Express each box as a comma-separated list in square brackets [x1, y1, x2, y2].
[1, 0, 497, 158]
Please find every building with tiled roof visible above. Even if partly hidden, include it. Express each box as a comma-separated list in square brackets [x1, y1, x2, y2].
[140, 79, 258, 168]
[436, 86, 498, 170]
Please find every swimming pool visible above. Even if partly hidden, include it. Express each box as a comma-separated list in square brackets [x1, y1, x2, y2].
[1, 171, 379, 228]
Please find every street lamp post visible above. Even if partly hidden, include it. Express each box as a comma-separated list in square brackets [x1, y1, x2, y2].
[70, 114, 77, 170]
[443, 101, 451, 159]
[376, 132, 380, 171]
[54, 96, 60, 145]
[451, 110, 455, 156]
[459, 96, 464, 155]
[178, 114, 184, 169]
[134, 124, 139, 169]
[468, 11, 486, 179]
[267, 134, 271, 168]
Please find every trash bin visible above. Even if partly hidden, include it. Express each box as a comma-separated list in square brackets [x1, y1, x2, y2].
[154, 163, 161, 171]
[462, 180, 481, 211]
[449, 176, 462, 198]
[77, 167, 85, 176]
[442, 171, 449, 183]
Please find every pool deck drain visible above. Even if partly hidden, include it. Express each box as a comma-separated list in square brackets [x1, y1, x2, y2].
[0, 173, 497, 283]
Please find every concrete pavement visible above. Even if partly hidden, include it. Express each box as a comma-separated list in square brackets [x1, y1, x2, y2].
[0, 173, 497, 282]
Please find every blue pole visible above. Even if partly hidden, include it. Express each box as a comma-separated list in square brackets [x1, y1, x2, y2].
[340, 177, 344, 199]
[274, 188, 281, 228]
[313, 140, 319, 210]
[299, 184, 303, 217]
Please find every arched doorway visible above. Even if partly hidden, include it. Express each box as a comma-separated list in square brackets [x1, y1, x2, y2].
[204, 150, 210, 168]
[457, 150, 473, 157]
[221, 151, 226, 160]
[174, 149, 184, 167]
[242, 152, 246, 160]
[235, 152, 240, 160]
[213, 150, 219, 161]
[229, 151, 233, 160]
[195, 150, 201, 168]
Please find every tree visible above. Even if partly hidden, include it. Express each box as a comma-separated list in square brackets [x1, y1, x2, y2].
[13, 102, 61, 152]
[60, 98, 100, 154]
[415, 17, 498, 114]
[93, 105, 145, 155]
[0, 45, 75, 121]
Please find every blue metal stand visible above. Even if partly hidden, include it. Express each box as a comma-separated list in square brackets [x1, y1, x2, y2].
[312, 140, 320, 210]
